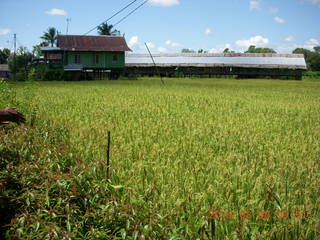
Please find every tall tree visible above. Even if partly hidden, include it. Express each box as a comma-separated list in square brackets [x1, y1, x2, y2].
[41, 27, 58, 47]
[313, 46, 320, 54]
[181, 48, 195, 53]
[198, 49, 208, 53]
[223, 48, 235, 53]
[245, 45, 276, 53]
[8, 46, 33, 73]
[97, 23, 119, 36]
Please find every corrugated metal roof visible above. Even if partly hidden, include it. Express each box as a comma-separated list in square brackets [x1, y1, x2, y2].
[125, 53, 307, 70]
[57, 35, 131, 52]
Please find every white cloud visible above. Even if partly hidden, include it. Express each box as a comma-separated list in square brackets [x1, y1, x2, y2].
[128, 36, 167, 53]
[236, 35, 269, 48]
[276, 38, 320, 53]
[269, 7, 278, 14]
[301, 39, 319, 50]
[128, 36, 140, 49]
[306, 38, 319, 45]
[204, 28, 212, 36]
[250, 0, 260, 11]
[0, 28, 11, 35]
[209, 48, 218, 53]
[45, 8, 67, 16]
[146, 42, 155, 49]
[148, 0, 179, 6]
[165, 40, 180, 47]
[157, 47, 167, 53]
[284, 36, 295, 42]
[276, 45, 297, 53]
[274, 17, 285, 23]
[304, 0, 320, 7]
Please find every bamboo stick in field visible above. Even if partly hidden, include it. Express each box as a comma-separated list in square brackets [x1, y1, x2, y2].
[106, 131, 111, 179]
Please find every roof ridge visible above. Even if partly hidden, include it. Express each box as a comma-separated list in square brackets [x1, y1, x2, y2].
[126, 53, 305, 58]
[58, 34, 123, 38]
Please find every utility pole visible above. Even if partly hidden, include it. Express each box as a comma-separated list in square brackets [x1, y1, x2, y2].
[144, 42, 164, 85]
[66, 18, 71, 35]
[13, 33, 16, 76]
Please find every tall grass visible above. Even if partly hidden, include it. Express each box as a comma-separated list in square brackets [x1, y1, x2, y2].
[1, 77, 320, 239]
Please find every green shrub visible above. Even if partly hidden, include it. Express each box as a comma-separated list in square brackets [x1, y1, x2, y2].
[173, 71, 185, 78]
[27, 68, 37, 82]
[44, 69, 64, 81]
[303, 71, 320, 78]
[10, 72, 27, 81]
[0, 78, 19, 108]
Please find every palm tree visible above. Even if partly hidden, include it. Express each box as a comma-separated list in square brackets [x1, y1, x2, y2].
[41, 27, 58, 47]
[97, 23, 119, 36]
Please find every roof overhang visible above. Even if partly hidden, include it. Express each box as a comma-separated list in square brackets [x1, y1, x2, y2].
[41, 47, 62, 51]
[64, 64, 84, 71]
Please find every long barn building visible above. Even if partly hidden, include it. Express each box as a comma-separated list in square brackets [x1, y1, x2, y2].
[124, 53, 307, 79]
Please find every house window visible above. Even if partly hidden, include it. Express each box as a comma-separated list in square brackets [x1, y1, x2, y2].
[112, 54, 118, 62]
[74, 55, 81, 64]
[92, 55, 99, 64]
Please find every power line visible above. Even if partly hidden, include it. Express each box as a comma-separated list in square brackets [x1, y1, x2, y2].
[83, 0, 140, 35]
[113, 0, 149, 27]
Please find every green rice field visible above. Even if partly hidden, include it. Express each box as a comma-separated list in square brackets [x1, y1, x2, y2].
[1, 77, 320, 239]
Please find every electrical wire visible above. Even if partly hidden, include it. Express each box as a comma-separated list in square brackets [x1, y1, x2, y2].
[113, 0, 149, 27]
[83, 0, 139, 35]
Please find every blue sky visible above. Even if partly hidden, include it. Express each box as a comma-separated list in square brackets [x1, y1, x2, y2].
[0, 0, 320, 54]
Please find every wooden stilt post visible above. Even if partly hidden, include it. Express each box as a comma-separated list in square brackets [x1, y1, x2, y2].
[106, 131, 111, 179]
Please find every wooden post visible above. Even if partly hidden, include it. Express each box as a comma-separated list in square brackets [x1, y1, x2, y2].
[106, 131, 111, 179]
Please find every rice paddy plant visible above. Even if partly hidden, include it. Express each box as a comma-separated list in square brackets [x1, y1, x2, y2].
[1, 77, 320, 239]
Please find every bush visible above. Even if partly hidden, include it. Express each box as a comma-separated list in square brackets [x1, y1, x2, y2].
[0, 78, 19, 108]
[303, 71, 320, 78]
[27, 68, 37, 82]
[44, 69, 64, 81]
[10, 72, 28, 82]
[173, 71, 185, 78]
[23, 66, 65, 81]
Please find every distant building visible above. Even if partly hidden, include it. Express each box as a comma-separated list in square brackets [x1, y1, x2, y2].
[125, 53, 307, 80]
[0, 64, 10, 78]
[41, 35, 131, 79]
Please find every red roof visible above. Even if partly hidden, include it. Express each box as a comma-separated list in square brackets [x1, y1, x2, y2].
[57, 35, 131, 52]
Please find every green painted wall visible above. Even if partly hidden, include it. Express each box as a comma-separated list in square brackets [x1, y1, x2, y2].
[66, 51, 124, 69]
